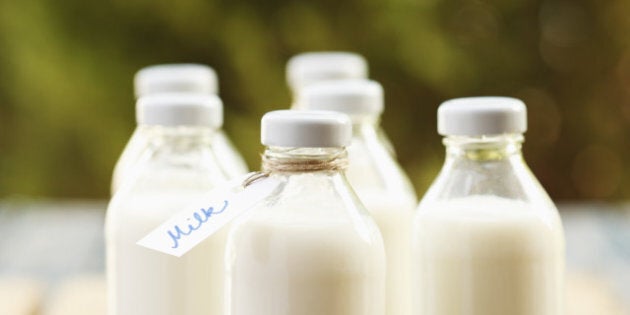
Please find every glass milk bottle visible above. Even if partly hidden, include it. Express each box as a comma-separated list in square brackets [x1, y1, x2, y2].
[111, 64, 247, 193]
[286, 52, 368, 102]
[226, 110, 386, 315]
[413, 97, 565, 315]
[287, 52, 397, 157]
[298, 79, 417, 315]
[106, 94, 230, 315]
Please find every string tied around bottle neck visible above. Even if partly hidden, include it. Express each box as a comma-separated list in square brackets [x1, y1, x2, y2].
[261, 149, 349, 173]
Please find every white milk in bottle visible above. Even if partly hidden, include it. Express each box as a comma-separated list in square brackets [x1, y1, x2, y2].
[226, 110, 386, 315]
[413, 97, 565, 315]
[106, 94, 230, 315]
[298, 80, 417, 315]
[111, 64, 247, 193]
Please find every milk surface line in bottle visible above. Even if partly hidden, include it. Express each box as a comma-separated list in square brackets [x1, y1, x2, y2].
[106, 93, 231, 315]
[111, 63, 247, 193]
[226, 110, 386, 315]
[413, 97, 565, 315]
[298, 79, 417, 315]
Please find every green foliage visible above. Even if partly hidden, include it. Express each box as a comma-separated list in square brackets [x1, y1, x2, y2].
[0, 0, 629, 200]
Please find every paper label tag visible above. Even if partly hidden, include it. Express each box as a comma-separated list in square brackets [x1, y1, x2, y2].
[137, 172, 280, 257]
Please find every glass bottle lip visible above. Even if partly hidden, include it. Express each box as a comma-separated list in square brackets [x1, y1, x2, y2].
[263, 146, 347, 159]
[443, 133, 524, 146]
[138, 124, 220, 132]
[142, 125, 218, 149]
[443, 134, 524, 160]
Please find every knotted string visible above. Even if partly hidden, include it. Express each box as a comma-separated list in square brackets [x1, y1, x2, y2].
[242, 150, 348, 188]
[261, 150, 348, 173]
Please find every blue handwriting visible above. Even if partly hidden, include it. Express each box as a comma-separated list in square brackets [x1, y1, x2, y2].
[167, 200, 229, 249]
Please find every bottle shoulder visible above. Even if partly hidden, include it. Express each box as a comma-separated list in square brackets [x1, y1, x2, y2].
[423, 155, 548, 200]
[417, 156, 562, 230]
[111, 127, 232, 192]
[345, 133, 417, 204]
[230, 172, 384, 247]
[111, 129, 149, 193]
[210, 130, 249, 178]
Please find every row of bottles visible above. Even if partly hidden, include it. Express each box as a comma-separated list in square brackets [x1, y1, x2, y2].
[105, 52, 565, 315]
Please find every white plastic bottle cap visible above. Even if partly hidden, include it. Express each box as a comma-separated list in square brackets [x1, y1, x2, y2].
[261, 110, 352, 148]
[297, 79, 384, 119]
[438, 97, 527, 136]
[286, 52, 368, 92]
[134, 64, 218, 98]
[136, 93, 223, 127]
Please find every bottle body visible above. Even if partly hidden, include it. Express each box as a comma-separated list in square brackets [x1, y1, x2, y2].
[227, 148, 386, 315]
[413, 135, 565, 315]
[345, 120, 417, 315]
[111, 126, 247, 194]
[106, 127, 229, 315]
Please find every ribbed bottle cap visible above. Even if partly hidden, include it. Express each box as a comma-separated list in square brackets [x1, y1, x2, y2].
[286, 52, 368, 93]
[136, 93, 223, 127]
[134, 64, 218, 98]
[438, 97, 527, 136]
[298, 79, 383, 118]
[261, 110, 351, 148]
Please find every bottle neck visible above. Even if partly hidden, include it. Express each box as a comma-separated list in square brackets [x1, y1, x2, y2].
[352, 114, 379, 129]
[443, 134, 524, 161]
[347, 115, 380, 143]
[138, 126, 220, 171]
[140, 125, 217, 151]
[262, 146, 348, 173]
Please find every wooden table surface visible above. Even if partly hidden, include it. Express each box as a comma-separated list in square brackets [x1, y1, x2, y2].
[0, 200, 628, 314]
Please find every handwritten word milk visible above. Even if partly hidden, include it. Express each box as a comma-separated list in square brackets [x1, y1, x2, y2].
[106, 94, 230, 315]
[111, 64, 247, 193]
[298, 79, 418, 315]
[226, 110, 386, 315]
[413, 97, 565, 315]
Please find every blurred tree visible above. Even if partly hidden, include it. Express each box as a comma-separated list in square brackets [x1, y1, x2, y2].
[0, 0, 629, 200]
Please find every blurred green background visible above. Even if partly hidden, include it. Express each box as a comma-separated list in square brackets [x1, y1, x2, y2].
[0, 0, 629, 200]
